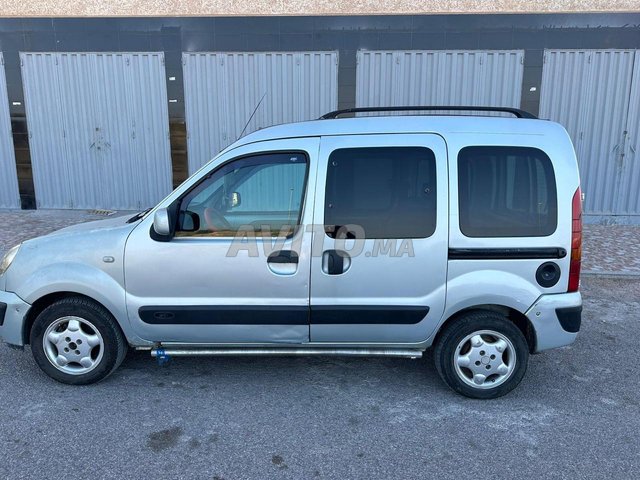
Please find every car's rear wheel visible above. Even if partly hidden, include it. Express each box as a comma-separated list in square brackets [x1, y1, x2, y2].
[434, 311, 529, 399]
[30, 297, 127, 385]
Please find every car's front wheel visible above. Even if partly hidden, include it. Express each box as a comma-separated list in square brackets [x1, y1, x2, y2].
[30, 297, 127, 385]
[433, 311, 529, 399]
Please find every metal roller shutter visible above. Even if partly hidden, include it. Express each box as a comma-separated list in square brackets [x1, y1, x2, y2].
[0, 53, 20, 209]
[540, 49, 640, 219]
[356, 50, 524, 112]
[21, 52, 172, 210]
[183, 51, 339, 173]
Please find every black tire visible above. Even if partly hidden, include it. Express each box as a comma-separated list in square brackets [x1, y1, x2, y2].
[30, 296, 128, 385]
[433, 310, 529, 399]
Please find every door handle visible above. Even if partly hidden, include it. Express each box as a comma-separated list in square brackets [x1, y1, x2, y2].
[322, 250, 351, 275]
[267, 250, 299, 264]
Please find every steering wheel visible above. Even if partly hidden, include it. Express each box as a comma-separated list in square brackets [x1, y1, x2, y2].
[203, 207, 232, 232]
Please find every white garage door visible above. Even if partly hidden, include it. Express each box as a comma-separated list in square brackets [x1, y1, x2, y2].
[0, 53, 20, 208]
[183, 51, 338, 173]
[540, 49, 640, 218]
[21, 52, 172, 210]
[356, 50, 524, 111]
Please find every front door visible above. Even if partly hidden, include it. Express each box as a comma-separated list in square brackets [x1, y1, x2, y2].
[125, 138, 318, 344]
[309, 134, 448, 344]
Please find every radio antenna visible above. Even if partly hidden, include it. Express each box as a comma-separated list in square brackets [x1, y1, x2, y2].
[239, 92, 267, 139]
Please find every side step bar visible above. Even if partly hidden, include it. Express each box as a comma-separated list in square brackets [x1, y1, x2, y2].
[150, 348, 423, 359]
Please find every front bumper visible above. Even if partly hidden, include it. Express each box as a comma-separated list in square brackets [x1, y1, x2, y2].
[525, 292, 582, 353]
[0, 290, 31, 347]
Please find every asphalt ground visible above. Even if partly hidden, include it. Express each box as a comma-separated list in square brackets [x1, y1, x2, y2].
[1, 276, 639, 479]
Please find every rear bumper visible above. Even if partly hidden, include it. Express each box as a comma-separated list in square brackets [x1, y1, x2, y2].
[526, 292, 582, 353]
[0, 290, 30, 347]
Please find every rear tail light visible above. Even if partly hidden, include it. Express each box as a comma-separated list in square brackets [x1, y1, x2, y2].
[568, 187, 582, 292]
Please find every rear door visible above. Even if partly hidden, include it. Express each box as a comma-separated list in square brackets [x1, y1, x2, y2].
[309, 134, 448, 343]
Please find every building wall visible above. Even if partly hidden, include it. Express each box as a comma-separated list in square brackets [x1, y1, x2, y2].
[0, 14, 639, 208]
[0, 1, 637, 16]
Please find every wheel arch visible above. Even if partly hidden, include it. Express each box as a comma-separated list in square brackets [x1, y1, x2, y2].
[11, 261, 147, 346]
[23, 292, 122, 345]
[433, 305, 536, 353]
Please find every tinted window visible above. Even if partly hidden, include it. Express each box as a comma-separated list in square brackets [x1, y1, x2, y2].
[324, 147, 437, 239]
[177, 152, 308, 237]
[458, 146, 557, 237]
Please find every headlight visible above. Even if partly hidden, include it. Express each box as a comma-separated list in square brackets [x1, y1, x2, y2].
[0, 244, 21, 275]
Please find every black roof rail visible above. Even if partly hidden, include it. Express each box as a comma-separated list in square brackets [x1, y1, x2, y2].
[320, 106, 537, 120]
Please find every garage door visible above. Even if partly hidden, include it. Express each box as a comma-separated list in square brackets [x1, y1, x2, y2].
[0, 53, 20, 208]
[356, 50, 524, 111]
[21, 52, 172, 210]
[540, 49, 640, 218]
[183, 51, 338, 173]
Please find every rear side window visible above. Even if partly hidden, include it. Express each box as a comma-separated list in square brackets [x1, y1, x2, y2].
[458, 146, 557, 237]
[324, 147, 437, 239]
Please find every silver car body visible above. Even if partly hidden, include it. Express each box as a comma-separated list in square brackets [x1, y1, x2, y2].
[0, 115, 582, 352]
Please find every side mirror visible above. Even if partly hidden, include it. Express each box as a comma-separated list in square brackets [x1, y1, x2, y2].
[153, 208, 171, 236]
[230, 192, 241, 208]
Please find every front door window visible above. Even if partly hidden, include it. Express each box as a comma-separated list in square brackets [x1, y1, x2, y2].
[176, 152, 308, 237]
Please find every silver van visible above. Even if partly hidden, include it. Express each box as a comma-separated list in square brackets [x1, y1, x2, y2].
[0, 106, 582, 398]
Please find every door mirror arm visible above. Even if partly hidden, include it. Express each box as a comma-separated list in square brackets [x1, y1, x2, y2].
[180, 210, 200, 232]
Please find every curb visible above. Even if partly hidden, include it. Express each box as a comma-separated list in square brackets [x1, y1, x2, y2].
[582, 270, 640, 279]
